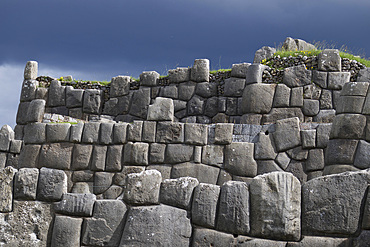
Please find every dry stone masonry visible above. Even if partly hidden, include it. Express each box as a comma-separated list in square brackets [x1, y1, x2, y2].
[1, 38, 370, 246]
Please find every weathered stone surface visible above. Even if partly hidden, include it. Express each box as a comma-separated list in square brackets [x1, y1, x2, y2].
[103, 185, 123, 199]
[54, 193, 96, 216]
[129, 87, 151, 119]
[286, 236, 351, 247]
[140, 71, 159, 86]
[192, 183, 220, 228]
[283, 65, 312, 87]
[160, 177, 199, 210]
[178, 81, 196, 101]
[312, 70, 328, 88]
[337, 95, 365, 114]
[156, 122, 184, 143]
[148, 143, 165, 163]
[146, 164, 172, 181]
[105, 145, 123, 172]
[68, 122, 83, 143]
[37, 167, 67, 201]
[305, 149, 324, 171]
[223, 78, 246, 97]
[236, 236, 287, 246]
[110, 75, 130, 97]
[46, 123, 70, 142]
[66, 86, 83, 108]
[302, 99, 320, 116]
[99, 122, 114, 144]
[72, 182, 92, 193]
[35, 87, 48, 101]
[352, 230, 370, 247]
[354, 140, 370, 169]
[82, 122, 100, 143]
[39, 143, 73, 169]
[94, 172, 114, 194]
[357, 67, 370, 82]
[257, 160, 283, 175]
[123, 142, 149, 165]
[191, 59, 210, 82]
[254, 46, 276, 63]
[124, 170, 161, 205]
[225, 142, 257, 177]
[184, 123, 208, 145]
[318, 49, 341, 72]
[188, 95, 205, 115]
[245, 64, 266, 84]
[261, 108, 304, 124]
[301, 129, 316, 149]
[330, 114, 366, 139]
[254, 132, 277, 160]
[83, 89, 102, 114]
[24, 61, 38, 79]
[231, 62, 251, 78]
[120, 204, 192, 246]
[9, 140, 22, 154]
[363, 189, 370, 229]
[90, 145, 106, 171]
[26, 99, 45, 123]
[289, 87, 304, 107]
[165, 144, 193, 163]
[287, 146, 308, 161]
[112, 166, 144, 187]
[202, 145, 224, 167]
[302, 170, 370, 235]
[18, 144, 40, 168]
[24, 123, 46, 144]
[327, 72, 350, 90]
[275, 152, 291, 170]
[14, 168, 39, 200]
[341, 81, 369, 96]
[217, 181, 249, 235]
[286, 161, 307, 183]
[168, 67, 190, 83]
[250, 172, 301, 241]
[273, 84, 291, 107]
[0, 166, 17, 212]
[217, 169, 232, 186]
[0, 125, 14, 152]
[195, 82, 217, 98]
[0, 201, 53, 246]
[192, 228, 235, 247]
[113, 122, 128, 144]
[172, 162, 219, 184]
[82, 200, 127, 246]
[226, 97, 237, 115]
[147, 97, 174, 121]
[320, 90, 332, 109]
[325, 139, 359, 165]
[241, 83, 276, 114]
[48, 80, 66, 107]
[274, 117, 301, 151]
[313, 109, 336, 123]
[323, 164, 360, 176]
[51, 215, 82, 247]
[316, 124, 331, 148]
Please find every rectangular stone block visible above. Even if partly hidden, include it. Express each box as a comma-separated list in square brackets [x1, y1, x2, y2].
[105, 145, 123, 172]
[37, 167, 67, 201]
[192, 183, 220, 228]
[202, 145, 224, 167]
[82, 122, 100, 144]
[83, 89, 102, 114]
[290, 87, 304, 107]
[171, 162, 220, 184]
[14, 168, 39, 200]
[99, 122, 114, 144]
[274, 117, 301, 152]
[66, 86, 84, 108]
[123, 142, 149, 165]
[185, 123, 208, 145]
[142, 121, 156, 142]
[113, 122, 128, 144]
[24, 123, 46, 144]
[48, 80, 66, 107]
[156, 122, 184, 143]
[327, 72, 350, 90]
[127, 121, 143, 142]
[225, 142, 257, 177]
[71, 144, 92, 170]
[0, 166, 17, 212]
[214, 123, 233, 144]
[46, 123, 71, 142]
[165, 144, 193, 164]
[54, 193, 96, 216]
[51, 216, 83, 247]
[91, 145, 107, 171]
[39, 143, 73, 169]
[149, 143, 166, 163]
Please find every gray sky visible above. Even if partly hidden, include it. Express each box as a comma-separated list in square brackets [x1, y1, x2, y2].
[1, 0, 369, 127]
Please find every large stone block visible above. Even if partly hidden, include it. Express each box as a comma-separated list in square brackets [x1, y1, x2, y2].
[214, 123, 233, 144]
[337, 96, 365, 114]
[0, 125, 14, 152]
[217, 181, 250, 235]
[326, 139, 359, 165]
[149, 143, 166, 163]
[51, 216, 83, 247]
[302, 170, 370, 235]
[54, 193, 96, 216]
[18, 144, 40, 168]
[69, 122, 83, 142]
[191, 59, 210, 82]
[120, 204, 192, 246]
[90, 145, 107, 171]
[165, 144, 193, 163]
[21, 79, 38, 102]
[319, 90, 332, 109]
[202, 145, 224, 167]
[16, 102, 30, 124]
[160, 177, 199, 210]
[23, 123, 46, 144]
[147, 97, 174, 121]
[82, 122, 100, 143]
[261, 108, 304, 124]
[123, 142, 149, 165]
[341, 81, 369, 96]
[48, 80, 66, 107]
[254, 132, 277, 160]
[168, 67, 191, 83]
[110, 75, 130, 97]
[223, 78, 246, 97]
[46, 123, 71, 142]
[66, 86, 84, 107]
[330, 114, 366, 139]
[39, 143, 73, 169]
[286, 236, 351, 247]
[250, 172, 301, 241]
[94, 172, 114, 194]
[241, 83, 276, 114]
[171, 162, 219, 184]
[105, 145, 123, 172]
[231, 62, 251, 78]
[225, 142, 257, 177]
[318, 49, 341, 72]
[363, 188, 370, 229]
[113, 122, 128, 144]
[301, 129, 316, 149]
[14, 168, 39, 200]
[24, 61, 38, 79]
[305, 149, 324, 171]
[290, 86, 304, 107]
[273, 83, 291, 107]
[195, 82, 217, 98]
[129, 87, 152, 119]
[246, 64, 266, 84]
[302, 99, 320, 116]
[192, 183, 220, 228]
[357, 67, 370, 81]
[26, 99, 45, 122]
[188, 95, 205, 115]
[283, 65, 312, 87]
[254, 46, 276, 63]
[274, 117, 301, 151]
[83, 89, 102, 114]
[140, 71, 159, 86]
[71, 144, 92, 170]
[82, 200, 127, 246]
[178, 81, 196, 100]
[37, 167, 67, 201]
[312, 70, 328, 88]
[257, 160, 283, 175]
[192, 228, 235, 247]
[185, 123, 208, 145]
[99, 122, 114, 144]
[327, 72, 350, 90]
[0, 166, 17, 212]
[354, 140, 370, 169]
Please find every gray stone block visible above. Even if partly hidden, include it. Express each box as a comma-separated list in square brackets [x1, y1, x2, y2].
[326, 139, 358, 165]
[160, 177, 199, 210]
[90, 145, 107, 171]
[159, 85, 178, 98]
[223, 78, 246, 97]
[192, 183, 220, 228]
[286, 160, 307, 183]
[286, 236, 351, 247]
[123, 142, 149, 165]
[23, 123, 46, 144]
[184, 123, 208, 145]
[202, 145, 224, 167]
[357, 67, 370, 82]
[129, 87, 151, 118]
[0, 166, 17, 212]
[113, 166, 144, 186]
[307, 171, 323, 181]
[191, 59, 210, 82]
[146, 164, 172, 181]
[113, 122, 128, 144]
[46, 123, 70, 142]
[188, 95, 205, 115]
[99, 122, 114, 144]
[26, 99, 45, 123]
[301, 129, 316, 149]
[48, 80, 66, 107]
[313, 109, 336, 123]
[241, 83, 276, 114]
[353, 140, 370, 169]
[110, 75, 130, 97]
[178, 81, 196, 100]
[303, 99, 320, 116]
[140, 71, 159, 86]
[72, 170, 94, 183]
[83, 89, 102, 114]
[318, 49, 341, 72]
[341, 81, 369, 96]
[312, 70, 328, 88]
[275, 152, 291, 170]
[257, 160, 283, 175]
[124, 169, 162, 205]
[0, 125, 14, 152]
[305, 149, 324, 171]
[120, 204, 191, 246]
[66, 86, 83, 108]
[352, 231, 370, 247]
[168, 67, 191, 83]
[363, 189, 370, 229]
[327, 71, 350, 90]
[225, 142, 257, 177]
[147, 97, 174, 121]
[273, 84, 291, 107]
[20, 79, 38, 102]
[302, 170, 370, 235]
[320, 89, 333, 109]
[214, 123, 233, 144]
[237, 236, 288, 246]
[283, 65, 312, 87]
[105, 145, 123, 172]
[217, 181, 250, 235]
[9, 140, 23, 154]
[156, 122, 184, 143]
[274, 117, 301, 152]
[16, 102, 30, 125]
[254, 46, 276, 63]
[165, 144, 193, 163]
[330, 113, 366, 139]
[287, 146, 308, 161]
[204, 97, 219, 117]
[51, 216, 82, 247]
[217, 169, 232, 186]
[14, 168, 39, 200]
[103, 185, 123, 199]
[94, 172, 114, 194]
[246, 64, 266, 84]
[231, 62, 251, 78]
[337, 95, 365, 114]
[290, 86, 304, 107]
[82, 122, 100, 143]
[39, 143, 73, 169]
[71, 144, 92, 170]
[68, 122, 83, 143]
[254, 132, 277, 160]
[35, 87, 48, 101]
[37, 167, 67, 201]
[316, 124, 331, 148]
[142, 121, 156, 142]
[323, 164, 359, 176]
[54, 193, 96, 216]
[192, 228, 235, 247]
[18, 144, 40, 168]
[149, 143, 166, 163]
[24, 61, 38, 79]
[261, 108, 304, 124]
[250, 172, 301, 241]
[82, 200, 127, 246]
[171, 162, 219, 184]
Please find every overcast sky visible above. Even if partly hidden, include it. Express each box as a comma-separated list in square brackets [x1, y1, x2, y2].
[1, 0, 370, 128]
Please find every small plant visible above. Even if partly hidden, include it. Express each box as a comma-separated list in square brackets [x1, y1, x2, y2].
[209, 68, 232, 74]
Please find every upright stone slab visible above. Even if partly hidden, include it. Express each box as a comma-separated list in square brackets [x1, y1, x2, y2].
[71, 144, 92, 170]
[302, 170, 370, 235]
[225, 142, 257, 177]
[254, 46, 276, 64]
[26, 99, 45, 122]
[48, 80, 66, 107]
[18, 144, 41, 168]
[0, 125, 14, 152]
[325, 139, 358, 165]
[274, 117, 301, 151]
[318, 49, 341, 72]
[24, 61, 38, 80]
[241, 83, 276, 114]
[83, 89, 102, 114]
[23, 123, 46, 144]
[168, 67, 191, 83]
[192, 183, 220, 228]
[123, 142, 149, 165]
[129, 87, 151, 118]
[51, 216, 83, 247]
[46, 123, 71, 142]
[250, 172, 301, 241]
[110, 75, 130, 97]
[37, 167, 67, 201]
[191, 59, 210, 82]
[140, 71, 159, 86]
[147, 97, 174, 121]
[0, 166, 17, 212]
[217, 181, 250, 235]
[14, 168, 39, 200]
[254, 132, 277, 160]
[66, 86, 84, 107]
[99, 122, 114, 144]
[223, 78, 246, 97]
[246, 64, 266, 84]
[105, 145, 123, 172]
[120, 204, 192, 246]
